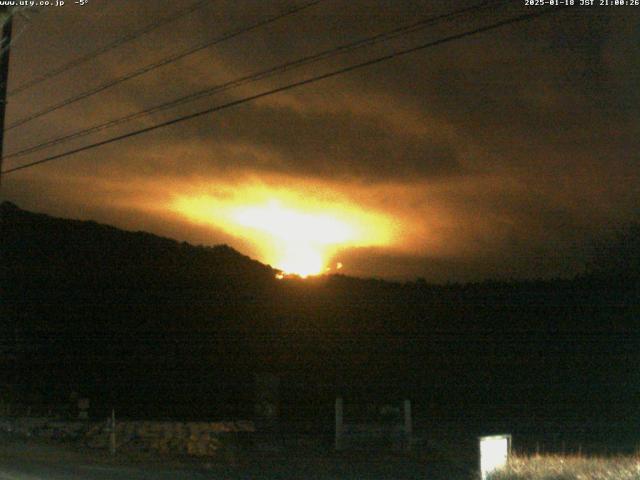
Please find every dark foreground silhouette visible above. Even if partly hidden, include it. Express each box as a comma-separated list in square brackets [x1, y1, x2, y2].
[2, 202, 639, 454]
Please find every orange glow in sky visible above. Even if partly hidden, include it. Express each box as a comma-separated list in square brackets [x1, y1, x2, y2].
[171, 183, 395, 277]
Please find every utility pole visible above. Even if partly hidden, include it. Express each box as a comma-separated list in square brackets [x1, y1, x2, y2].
[0, 7, 13, 187]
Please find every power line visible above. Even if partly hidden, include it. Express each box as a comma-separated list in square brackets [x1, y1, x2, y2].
[5, 0, 323, 131]
[8, 0, 212, 96]
[4, 0, 505, 161]
[2, 6, 565, 176]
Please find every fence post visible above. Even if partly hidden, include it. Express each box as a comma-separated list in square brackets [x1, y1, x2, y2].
[335, 397, 343, 451]
[403, 399, 412, 451]
[109, 409, 116, 455]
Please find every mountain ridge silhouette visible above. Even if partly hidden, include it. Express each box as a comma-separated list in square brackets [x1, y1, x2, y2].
[1, 201, 638, 437]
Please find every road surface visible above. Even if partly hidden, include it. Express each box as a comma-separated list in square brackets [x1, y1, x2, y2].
[0, 433, 474, 479]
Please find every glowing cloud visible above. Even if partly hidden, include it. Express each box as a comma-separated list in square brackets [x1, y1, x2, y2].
[171, 181, 395, 277]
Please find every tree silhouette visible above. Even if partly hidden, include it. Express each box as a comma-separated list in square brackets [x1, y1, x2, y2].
[587, 222, 640, 280]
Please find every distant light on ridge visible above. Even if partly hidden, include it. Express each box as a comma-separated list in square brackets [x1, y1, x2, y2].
[171, 183, 395, 277]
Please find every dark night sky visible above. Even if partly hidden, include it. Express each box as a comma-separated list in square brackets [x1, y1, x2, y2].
[1, 0, 638, 281]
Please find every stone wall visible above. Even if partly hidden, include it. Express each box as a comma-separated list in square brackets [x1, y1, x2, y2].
[0, 417, 255, 457]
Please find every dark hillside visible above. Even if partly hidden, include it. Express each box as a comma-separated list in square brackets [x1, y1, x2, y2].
[2, 202, 639, 448]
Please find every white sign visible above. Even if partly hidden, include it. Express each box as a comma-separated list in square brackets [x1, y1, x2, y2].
[479, 434, 511, 480]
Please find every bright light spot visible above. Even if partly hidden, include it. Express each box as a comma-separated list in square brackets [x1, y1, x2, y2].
[479, 435, 511, 480]
[230, 200, 353, 277]
[232, 200, 355, 245]
[278, 243, 324, 278]
[171, 183, 394, 277]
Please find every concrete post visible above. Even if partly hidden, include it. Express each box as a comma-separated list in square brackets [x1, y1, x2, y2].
[109, 409, 116, 455]
[78, 398, 89, 420]
[479, 434, 511, 480]
[335, 397, 344, 451]
[254, 373, 280, 424]
[403, 399, 412, 451]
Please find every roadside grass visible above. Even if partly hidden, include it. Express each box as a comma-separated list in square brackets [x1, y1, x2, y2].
[489, 453, 640, 480]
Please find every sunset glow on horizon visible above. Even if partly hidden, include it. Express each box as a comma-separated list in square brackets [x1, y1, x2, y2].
[171, 184, 396, 277]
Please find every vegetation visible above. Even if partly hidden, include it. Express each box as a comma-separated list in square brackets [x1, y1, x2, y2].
[489, 453, 640, 480]
[2, 201, 639, 433]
